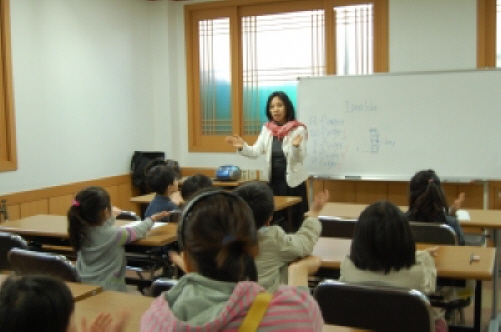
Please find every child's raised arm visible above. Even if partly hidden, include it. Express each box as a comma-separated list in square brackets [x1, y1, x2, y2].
[449, 192, 465, 216]
[288, 255, 321, 287]
[308, 190, 330, 218]
[116, 211, 169, 246]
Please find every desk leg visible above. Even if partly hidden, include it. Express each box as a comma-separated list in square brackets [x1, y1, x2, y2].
[449, 280, 482, 332]
[488, 229, 500, 332]
[474, 280, 481, 332]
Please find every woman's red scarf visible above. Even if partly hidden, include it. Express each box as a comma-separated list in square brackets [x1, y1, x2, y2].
[265, 120, 307, 140]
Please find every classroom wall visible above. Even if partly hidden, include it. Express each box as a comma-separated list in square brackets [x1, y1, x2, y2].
[389, 0, 476, 72]
[0, 0, 483, 197]
[0, 0, 167, 195]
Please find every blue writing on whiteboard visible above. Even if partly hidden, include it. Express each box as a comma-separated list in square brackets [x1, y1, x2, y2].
[370, 128, 380, 153]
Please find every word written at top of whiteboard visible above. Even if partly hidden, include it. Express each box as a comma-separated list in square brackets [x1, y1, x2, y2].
[345, 100, 378, 112]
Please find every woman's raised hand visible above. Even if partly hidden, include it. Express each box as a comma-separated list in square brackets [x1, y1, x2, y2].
[225, 135, 245, 149]
[292, 135, 303, 147]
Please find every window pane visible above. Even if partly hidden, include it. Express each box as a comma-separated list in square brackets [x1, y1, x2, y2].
[242, 11, 325, 135]
[335, 5, 373, 75]
[199, 18, 232, 135]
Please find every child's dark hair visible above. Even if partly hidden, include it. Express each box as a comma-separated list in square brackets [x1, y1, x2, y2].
[233, 181, 275, 229]
[350, 201, 416, 274]
[408, 169, 449, 223]
[181, 190, 258, 282]
[181, 174, 214, 200]
[0, 275, 74, 332]
[67, 186, 111, 251]
[146, 165, 176, 195]
[265, 91, 296, 122]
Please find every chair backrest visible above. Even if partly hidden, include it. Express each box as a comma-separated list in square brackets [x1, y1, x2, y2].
[8, 248, 80, 282]
[318, 216, 357, 238]
[314, 280, 435, 332]
[149, 278, 178, 297]
[409, 221, 457, 245]
[116, 210, 140, 221]
[0, 232, 29, 270]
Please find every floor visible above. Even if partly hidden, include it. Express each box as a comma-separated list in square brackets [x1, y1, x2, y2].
[463, 279, 498, 331]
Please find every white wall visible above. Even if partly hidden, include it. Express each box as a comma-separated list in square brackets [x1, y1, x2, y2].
[0, 0, 482, 194]
[389, 0, 476, 72]
[0, 0, 165, 195]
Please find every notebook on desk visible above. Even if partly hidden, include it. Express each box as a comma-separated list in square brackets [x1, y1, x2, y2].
[456, 209, 470, 221]
[123, 221, 167, 229]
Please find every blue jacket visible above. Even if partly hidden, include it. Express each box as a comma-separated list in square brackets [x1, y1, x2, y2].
[145, 194, 178, 217]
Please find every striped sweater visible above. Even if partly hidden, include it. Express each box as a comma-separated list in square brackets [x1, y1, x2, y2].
[76, 217, 153, 292]
[141, 273, 323, 331]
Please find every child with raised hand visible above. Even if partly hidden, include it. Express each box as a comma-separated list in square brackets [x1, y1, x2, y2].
[233, 181, 327, 292]
[141, 189, 323, 331]
[406, 169, 466, 245]
[145, 165, 181, 217]
[340, 201, 446, 332]
[68, 186, 168, 292]
[0, 274, 129, 332]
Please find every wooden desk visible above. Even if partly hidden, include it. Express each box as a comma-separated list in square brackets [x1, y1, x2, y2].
[179, 176, 252, 188]
[131, 194, 302, 233]
[319, 202, 501, 230]
[74, 291, 153, 332]
[313, 237, 495, 281]
[131, 193, 301, 213]
[0, 274, 102, 301]
[0, 215, 177, 248]
[74, 290, 366, 332]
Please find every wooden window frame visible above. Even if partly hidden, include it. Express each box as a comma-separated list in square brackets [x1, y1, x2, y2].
[0, 0, 16, 171]
[185, 0, 388, 152]
[477, 0, 496, 68]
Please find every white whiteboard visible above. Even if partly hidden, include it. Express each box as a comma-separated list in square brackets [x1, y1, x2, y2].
[298, 69, 501, 181]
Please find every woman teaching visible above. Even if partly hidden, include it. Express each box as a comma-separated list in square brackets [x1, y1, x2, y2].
[225, 91, 309, 232]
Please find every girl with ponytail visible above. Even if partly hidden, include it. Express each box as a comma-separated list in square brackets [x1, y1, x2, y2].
[141, 189, 323, 331]
[68, 186, 168, 291]
[406, 169, 465, 245]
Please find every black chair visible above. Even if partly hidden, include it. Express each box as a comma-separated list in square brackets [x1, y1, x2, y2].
[149, 278, 178, 297]
[318, 216, 357, 238]
[116, 210, 139, 221]
[409, 221, 471, 325]
[0, 232, 29, 271]
[8, 248, 79, 282]
[463, 228, 488, 247]
[314, 279, 434, 332]
[312, 216, 358, 283]
[409, 221, 457, 245]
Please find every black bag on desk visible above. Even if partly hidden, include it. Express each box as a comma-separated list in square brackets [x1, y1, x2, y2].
[131, 151, 165, 194]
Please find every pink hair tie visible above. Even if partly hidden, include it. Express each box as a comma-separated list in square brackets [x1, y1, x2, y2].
[428, 179, 434, 183]
[72, 200, 80, 207]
